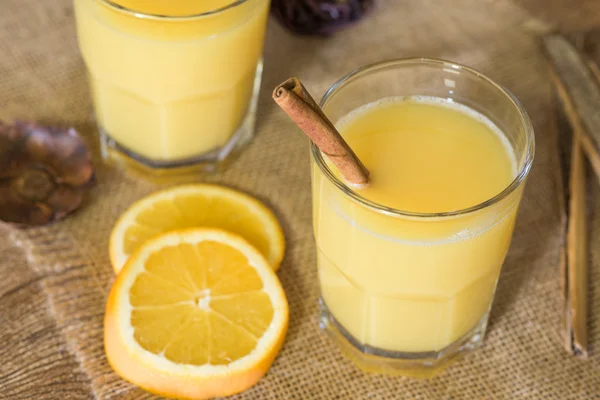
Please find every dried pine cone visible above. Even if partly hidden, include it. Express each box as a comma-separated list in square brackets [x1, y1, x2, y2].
[0, 121, 95, 225]
[271, 0, 375, 36]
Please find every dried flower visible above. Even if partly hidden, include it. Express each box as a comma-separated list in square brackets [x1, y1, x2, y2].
[0, 121, 95, 225]
[271, 0, 375, 36]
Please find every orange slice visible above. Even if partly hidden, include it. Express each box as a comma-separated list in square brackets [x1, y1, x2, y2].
[104, 229, 289, 399]
[109, 184, 284, 273]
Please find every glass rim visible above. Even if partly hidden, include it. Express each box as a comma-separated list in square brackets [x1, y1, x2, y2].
[311, 57, 535, 219]
[91, 0, 250, 20]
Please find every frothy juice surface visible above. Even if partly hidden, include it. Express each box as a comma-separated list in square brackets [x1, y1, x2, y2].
[109, 0, 240, 16]
[313, 97, 522, 353]
[342, 98, 515, 213]
[74, 0, 269, 161]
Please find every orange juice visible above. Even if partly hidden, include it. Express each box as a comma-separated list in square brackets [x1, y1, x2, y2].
[313, 97, 522, 353]
[74, 0, 269, 163]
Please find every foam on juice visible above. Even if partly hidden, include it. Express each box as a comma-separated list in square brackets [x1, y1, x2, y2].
[328, 96, 518, 214]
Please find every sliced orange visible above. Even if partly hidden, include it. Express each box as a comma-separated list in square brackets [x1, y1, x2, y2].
[104, 229, 289, 400]
[109, 184, 285, 273]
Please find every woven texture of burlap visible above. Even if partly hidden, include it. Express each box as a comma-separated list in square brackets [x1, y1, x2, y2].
[0, 0, 599, 398]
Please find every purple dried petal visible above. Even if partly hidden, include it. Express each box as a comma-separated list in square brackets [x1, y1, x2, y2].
[272, 0, 375, 36]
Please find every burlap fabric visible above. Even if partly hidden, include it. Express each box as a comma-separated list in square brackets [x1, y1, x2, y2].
[0, 0, 598, 398]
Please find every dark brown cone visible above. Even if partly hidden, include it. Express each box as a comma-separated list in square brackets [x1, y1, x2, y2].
[0, 121, 95, 225]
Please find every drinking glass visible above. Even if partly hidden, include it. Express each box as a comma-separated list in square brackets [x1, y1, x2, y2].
[74, 0, 269, 175]
[312, 58, 535, 376]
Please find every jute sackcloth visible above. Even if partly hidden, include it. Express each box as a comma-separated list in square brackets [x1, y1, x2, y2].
[0, 0, 598, 398]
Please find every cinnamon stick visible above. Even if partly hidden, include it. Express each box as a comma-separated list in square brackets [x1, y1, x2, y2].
[544, 34, 590, 358]
[543, 34, 600, 183]
[583, 38, 600, 181]
[550, 67, 600, 184]
[555, 81, 589, 358]
[273, 77, 370, 188]
[566, 121, 589, 359]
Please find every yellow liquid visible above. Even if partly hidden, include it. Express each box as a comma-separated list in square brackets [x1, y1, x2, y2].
[74, 0, 269, 161]
[313, 97, 523, 352]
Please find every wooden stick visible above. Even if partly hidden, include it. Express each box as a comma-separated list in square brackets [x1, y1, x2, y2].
[544, 34, 590, 358]
[554, 86, 589, 359]
[550, 68, 600, 183]
[587, 54, 600, 82]
[566, 121, 589, 359]
[543, 34, 600, 183]
[273, 77, 370, 188]
[553, 94, 570, 348]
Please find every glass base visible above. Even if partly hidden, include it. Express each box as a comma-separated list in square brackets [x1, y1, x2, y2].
[98, 60, 263, 181]
[318, 298, 488, 378]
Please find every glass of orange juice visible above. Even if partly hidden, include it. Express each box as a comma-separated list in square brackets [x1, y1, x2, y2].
[312, 59, 534, 376]
[74, 0, 270, 175]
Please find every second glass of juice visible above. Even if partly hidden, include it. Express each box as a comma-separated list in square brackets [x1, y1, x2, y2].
[74, 0, 270, 175]
[312, 59, 534, 376]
